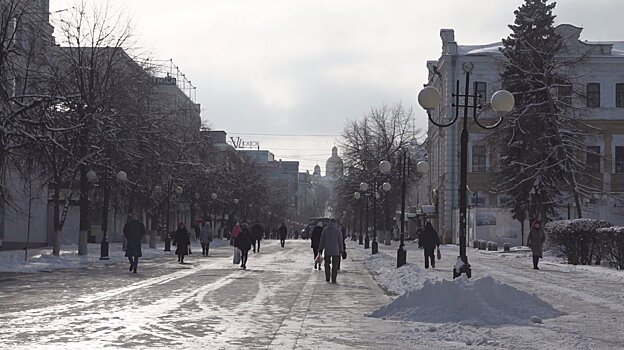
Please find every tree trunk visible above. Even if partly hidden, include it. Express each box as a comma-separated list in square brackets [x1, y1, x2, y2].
[149, 211, 158, 249]
[78, 164, 89, 255]
[52, 186, 61, 256]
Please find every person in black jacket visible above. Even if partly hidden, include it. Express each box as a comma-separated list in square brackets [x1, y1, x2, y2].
[420, 222, 440, 268]
[236, 223, 253, 269]
[310, 222, 323, 270]
[174, 222, 191, 264]
[123, 214, 146, 273]
[251, 223, 264, 253]
[278, 223, 288, 248]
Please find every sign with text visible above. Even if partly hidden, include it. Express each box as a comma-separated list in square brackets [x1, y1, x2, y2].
[229, 136, 260, 149]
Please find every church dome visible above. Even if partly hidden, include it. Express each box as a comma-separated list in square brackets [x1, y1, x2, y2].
[313, 164, 321, 176]
[325, 146, 343, 179]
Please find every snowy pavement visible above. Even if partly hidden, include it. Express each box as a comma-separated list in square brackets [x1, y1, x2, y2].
[2, 238, 623, 349]
[351, 238, 624, 350]
[0, 239, 408, 349]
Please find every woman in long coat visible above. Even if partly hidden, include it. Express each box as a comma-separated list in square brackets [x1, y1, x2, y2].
[527, 219, 546, 269]
[174, 222, 191, 263]
[236, 223, 253, 269]
[123, 214, 146, 273]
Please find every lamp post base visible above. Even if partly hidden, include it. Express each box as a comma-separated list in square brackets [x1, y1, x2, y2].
[371, 239, 378, 254]
[99, 234, 109, 260]
[452, 256, 472, 279]
[397, 246, 406, 267]
[164, 234, 172, 252]
[364, 236, 370, 249]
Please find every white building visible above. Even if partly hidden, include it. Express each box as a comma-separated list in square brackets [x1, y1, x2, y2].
[423, 24, 624, 245]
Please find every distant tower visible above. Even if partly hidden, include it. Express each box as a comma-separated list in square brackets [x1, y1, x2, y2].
[313, 164, 322, 177]
[325, 146, 344, 180]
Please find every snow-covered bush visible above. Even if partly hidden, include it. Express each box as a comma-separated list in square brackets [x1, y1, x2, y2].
[546, 219, 610, 265]
[596, 227, 624, 270]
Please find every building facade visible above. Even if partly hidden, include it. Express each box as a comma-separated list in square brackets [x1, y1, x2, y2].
[424, 24, 624, 245]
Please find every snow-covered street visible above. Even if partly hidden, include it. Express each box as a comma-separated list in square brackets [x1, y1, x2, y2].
[1, 239, 623, 349]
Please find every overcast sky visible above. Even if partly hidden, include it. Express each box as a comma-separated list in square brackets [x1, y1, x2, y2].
[51, 0, 624, 173]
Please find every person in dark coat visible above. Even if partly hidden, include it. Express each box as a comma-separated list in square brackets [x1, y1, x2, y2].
[194, 224, 201, 241]
[310, 222, 323, 270]
[123, 214, 146, 273]
[420, 222, 440, 268]
[236, 223, 253, 269]
[251, 223, 264, 253]
[278, 223, 288, 247]
[336, 224, 347, 271]
[527, 219, 546, 270]
[318, 219, 345, 283]
[174, 222, 191, 263]
[200, 221, 213, 256]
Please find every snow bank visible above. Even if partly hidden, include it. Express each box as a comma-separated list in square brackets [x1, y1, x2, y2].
[370, 276, 562, 326]
[362, 250, 433, 295]
[0, 239, 230, 273]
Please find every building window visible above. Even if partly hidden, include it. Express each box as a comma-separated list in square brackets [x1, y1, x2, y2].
[615, 146, 624, 173]
[557, 85, 572, 106]
[586, 146, 601, 172]
[587, 83, 600, 108]
[472, 145, 486, 172]
[616, 83, 624, 108]
[475, 82, 487, 105]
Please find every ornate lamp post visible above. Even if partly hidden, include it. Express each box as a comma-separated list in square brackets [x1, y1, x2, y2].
[353, 191, 362, 244]
[418, 62, 514, 278]
[359, 182, 370, 249]
[371, 160, 392, 254]
[211, 192, 218, 237]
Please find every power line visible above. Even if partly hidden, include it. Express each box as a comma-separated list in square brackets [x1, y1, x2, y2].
[229, 132, 340, 137]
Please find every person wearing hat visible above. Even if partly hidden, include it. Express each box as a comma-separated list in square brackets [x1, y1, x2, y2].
[174, 222, 191, 263]
[318, 218, 344, 283]
[527, 219, 546, 270]
[311, 222, 324, 270]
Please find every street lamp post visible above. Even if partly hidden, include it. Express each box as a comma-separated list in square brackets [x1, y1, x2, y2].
[354, 192, 362, 244]
[371, 160, 392, 255]
[100, 170, 127, 260]
[418, 62, 515, 278]
[360, 182, 370, 249]
[151, 185, 162, 249]
[397, 152, 429, 268]
[211, 192, 218, 238]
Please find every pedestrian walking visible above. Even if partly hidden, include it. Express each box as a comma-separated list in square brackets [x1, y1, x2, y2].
[123, 213, 146, 273]
[251, 222, 263, 253]
[200, 220, 213, 256]
[236, 223, 253, 269]
[174, 222, 191, 264]
[311, 222, 323, 270]
[318, 219, 344, 283]
[278, 223, 287, 248]
[527, 219, 546, 270]
[420, 222, 440, 269]
[230, 222, 241, 245]
[194, 223, 201, 241]
[336, 224, 347, 271]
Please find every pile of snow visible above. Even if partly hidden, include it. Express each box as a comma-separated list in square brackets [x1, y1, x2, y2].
[370, 276, 562, 326]
[362, 251, 433, 295]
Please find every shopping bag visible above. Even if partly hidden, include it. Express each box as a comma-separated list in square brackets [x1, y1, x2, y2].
[314, 253, 322, 263]
[436, 247, 441, 260]
[233, 248, 241, 264]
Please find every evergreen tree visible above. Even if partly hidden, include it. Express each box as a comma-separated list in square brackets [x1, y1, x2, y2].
[495, 0, 599, 228]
